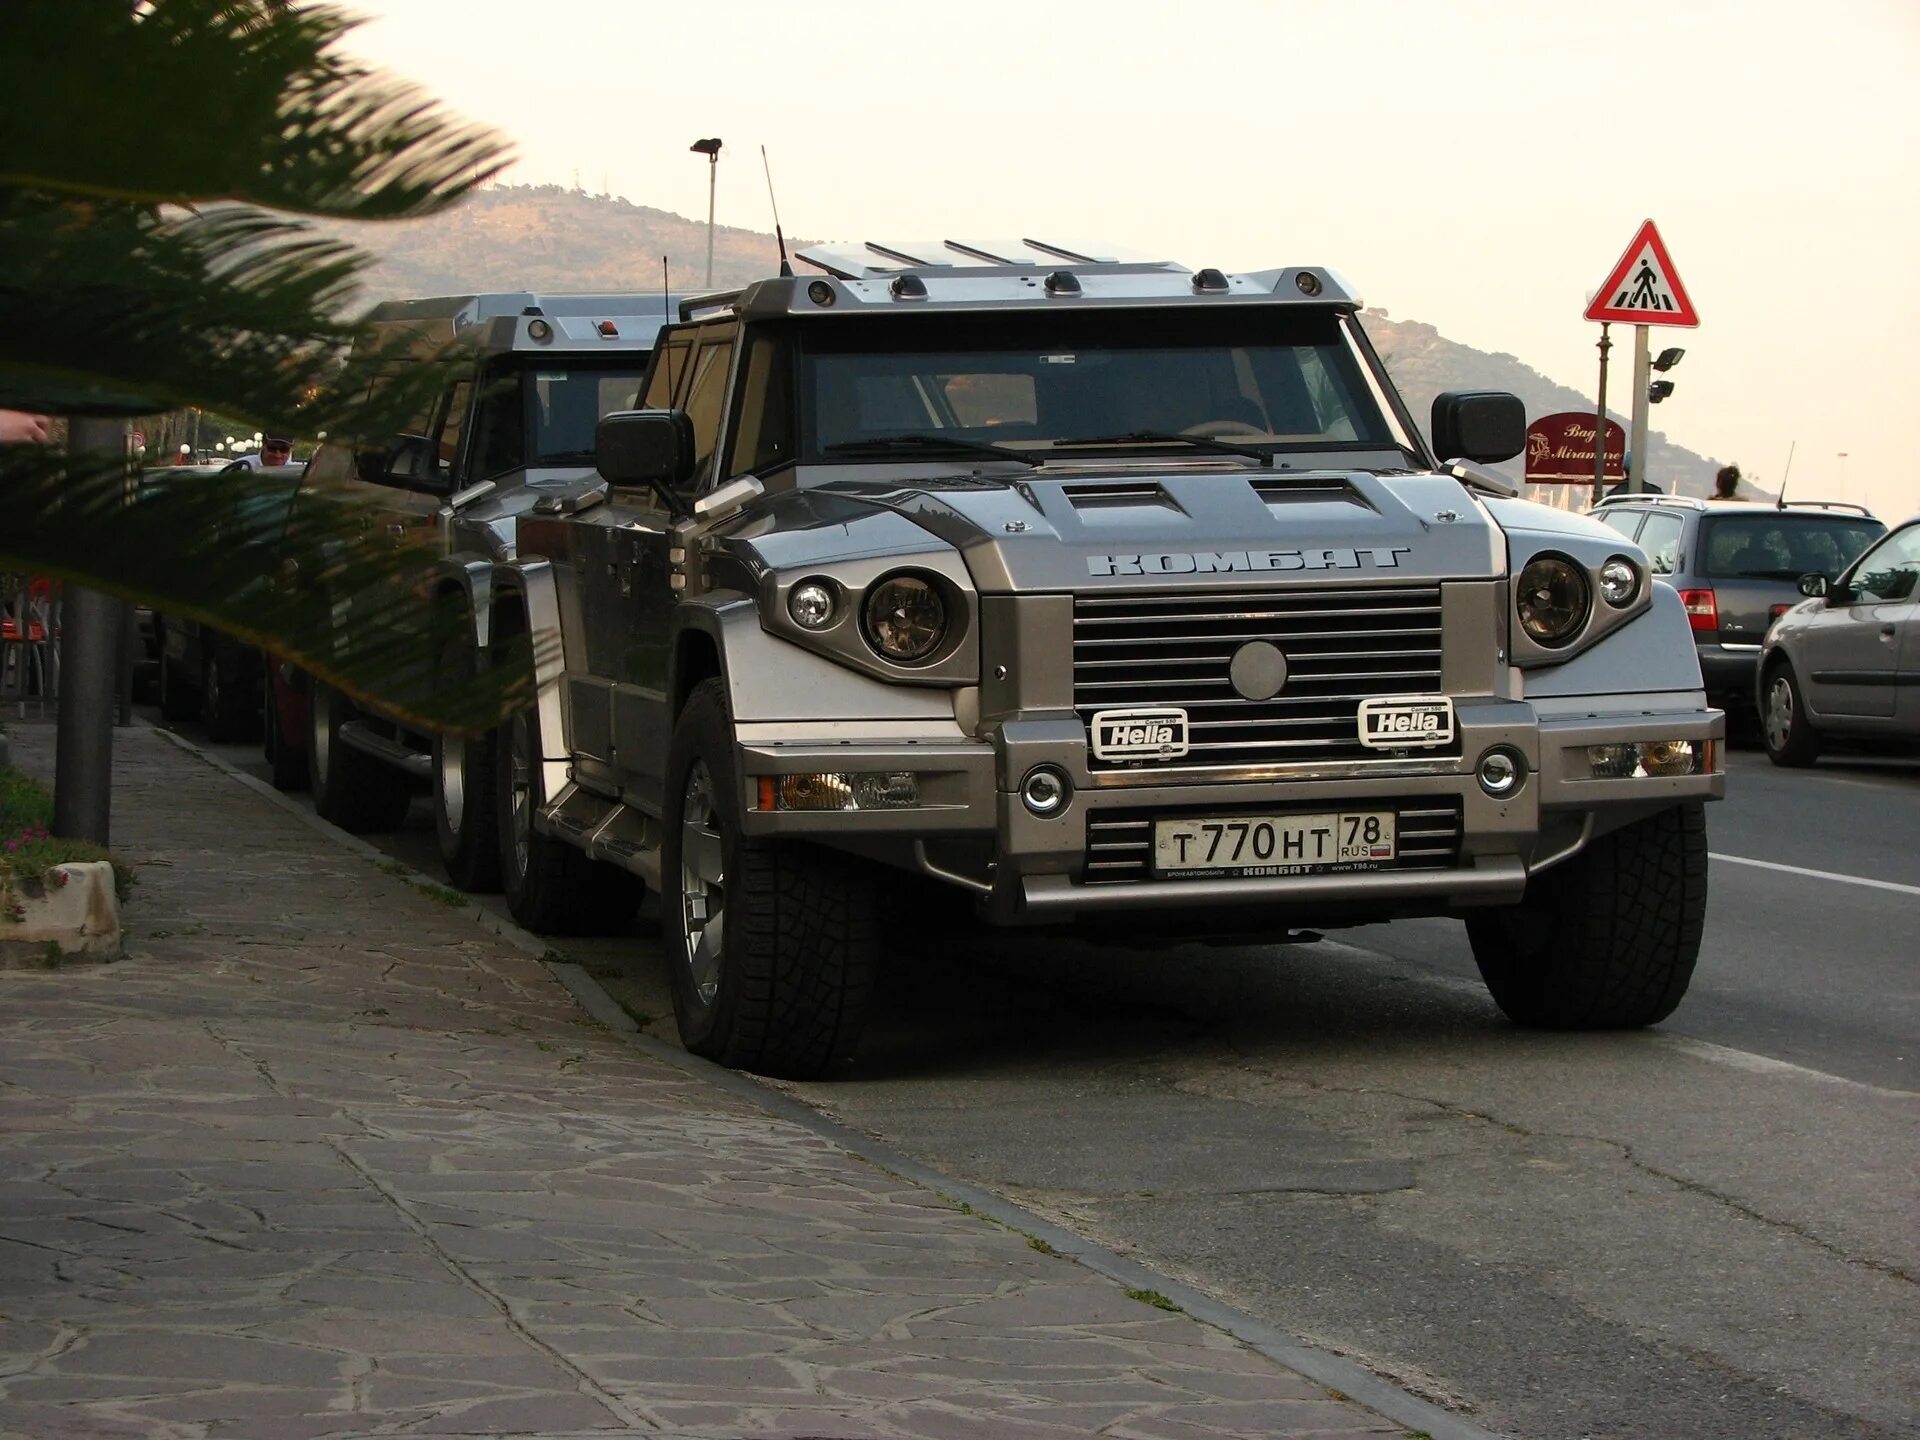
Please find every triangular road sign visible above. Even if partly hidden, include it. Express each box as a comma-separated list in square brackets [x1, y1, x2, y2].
[1585, 220, 1699, 327]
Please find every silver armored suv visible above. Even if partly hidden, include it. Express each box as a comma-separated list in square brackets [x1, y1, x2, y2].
[481, 240, 1726, 1078]
[278, 290, 676, 888]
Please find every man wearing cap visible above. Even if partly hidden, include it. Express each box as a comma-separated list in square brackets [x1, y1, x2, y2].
[234, 436, 295, 469]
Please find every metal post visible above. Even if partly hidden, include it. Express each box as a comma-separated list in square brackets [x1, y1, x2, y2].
[1590, 323, 1611, 507]
[1627, 324, 1651, 493]
[704, 153, 717, 289]
[52, 417, 127, 846]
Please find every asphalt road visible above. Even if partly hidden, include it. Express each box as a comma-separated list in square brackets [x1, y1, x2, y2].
[159, 714, 1919, 1440]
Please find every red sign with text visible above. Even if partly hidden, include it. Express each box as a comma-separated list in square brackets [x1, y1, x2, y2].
[1526, 413, 1624, 484]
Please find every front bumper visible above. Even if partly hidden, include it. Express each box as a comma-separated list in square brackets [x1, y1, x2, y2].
[734, 696, 1724, 924]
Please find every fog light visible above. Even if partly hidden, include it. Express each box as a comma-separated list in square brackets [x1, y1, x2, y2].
[779, 773, 853, 811]
[1021, 765, 1071, 816]
[788, 580, 836, 630]
[1587, 743, 1639, 779]
[1599, 557, 1640, 607]
[1640, 739, 1698, 777]
[1476, 748, 1524, 797]
[852, 772, 919, 809]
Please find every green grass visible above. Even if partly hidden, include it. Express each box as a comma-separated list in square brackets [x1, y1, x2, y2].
[1, 766, 133, 911]
[1125, 1288, 1181, 1313]
[0, 766, 54, 834]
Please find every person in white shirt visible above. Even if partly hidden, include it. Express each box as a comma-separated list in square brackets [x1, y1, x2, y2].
[234, 436, 294, 469]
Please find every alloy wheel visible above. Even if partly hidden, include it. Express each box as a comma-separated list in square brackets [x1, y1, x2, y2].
[678, 759, 726, 1006]
[505, 713, 532, 879]
[1764, 674, 1794, 753]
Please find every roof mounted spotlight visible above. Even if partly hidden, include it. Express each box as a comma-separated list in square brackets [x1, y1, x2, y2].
[806, 280, 836, 307]
[1192, 267, 1230, 292]
[889, 273, 929, 300]
[526, 318, 553, 342]
[1044, 270, 1081, 296]
[1294, 270, 1324, 297]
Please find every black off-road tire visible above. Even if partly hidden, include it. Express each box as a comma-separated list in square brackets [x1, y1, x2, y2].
[157, 647, 196, 722]
[263, 682, 308, 792]
[433, 635, 503, 892]
[201, 650, 259, 744]
[308, 681, 413, 833]
[663, 678, 880, 1079]
[493, 694, 640, 935]
[1467, 802, 1708, 1030]
[1761, 659, 1822, 768]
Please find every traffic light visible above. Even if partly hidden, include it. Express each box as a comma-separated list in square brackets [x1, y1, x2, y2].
[1649, 380, 1675, 404]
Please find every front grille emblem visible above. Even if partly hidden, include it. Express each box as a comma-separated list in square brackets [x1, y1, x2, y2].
[1090, 707, 1189, 762]
[1229, 641, 1289, 701]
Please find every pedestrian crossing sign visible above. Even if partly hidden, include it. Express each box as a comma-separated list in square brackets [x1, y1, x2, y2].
[1584, 219, 1699, 327]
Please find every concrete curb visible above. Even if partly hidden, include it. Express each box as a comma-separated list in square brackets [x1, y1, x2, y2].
[147, 720, 1507, 1440]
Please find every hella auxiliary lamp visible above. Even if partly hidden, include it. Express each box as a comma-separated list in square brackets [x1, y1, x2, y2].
[1585, 739, 1711, 779]
[755, 772, 921, 812]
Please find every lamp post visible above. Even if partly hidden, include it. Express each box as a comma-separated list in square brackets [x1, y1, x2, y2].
[689, 138, 722, 288]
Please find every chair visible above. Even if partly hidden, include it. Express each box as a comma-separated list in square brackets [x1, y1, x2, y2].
[0, 577, 59, 699]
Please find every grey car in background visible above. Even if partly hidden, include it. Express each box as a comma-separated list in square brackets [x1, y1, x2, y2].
[1591, 496, 1884, 719]
[1759, 516, 1920, 765]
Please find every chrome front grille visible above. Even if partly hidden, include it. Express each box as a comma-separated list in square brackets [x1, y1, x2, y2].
[1073, 584, 1449, 770]
[1083, 800, 1464, 885]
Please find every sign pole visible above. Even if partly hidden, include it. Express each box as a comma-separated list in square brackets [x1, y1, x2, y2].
[1627, 324, 1651, 493]
[1591, 323, 1611, 507]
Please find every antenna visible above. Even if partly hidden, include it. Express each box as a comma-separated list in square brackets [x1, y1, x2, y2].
[761, 145, 792, 277]
[1776, 440, 1797, 509]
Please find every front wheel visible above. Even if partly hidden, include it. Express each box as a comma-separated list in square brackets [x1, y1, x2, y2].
[663, 678, 880, 1079]
[201, 650, 258, 744]
[433, 637, 502, 892]
[1762, 661, 1822, 768]
[308, 681, 413, 833]
[1467, 803, 1708, 1030]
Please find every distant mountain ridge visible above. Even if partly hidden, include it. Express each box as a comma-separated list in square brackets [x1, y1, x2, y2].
[331, 183, 1730, 498]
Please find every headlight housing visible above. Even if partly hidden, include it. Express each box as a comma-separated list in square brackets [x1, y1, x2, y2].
[1599, 556, 1641, 608]
[1516, 555, 1590, 647]
[862, 572, 948, 662]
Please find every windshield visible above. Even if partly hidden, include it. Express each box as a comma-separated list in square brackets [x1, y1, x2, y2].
[1699, 513, 1885, 580]
[797, 310, 1397, 463]
[528, 364, 647, 463]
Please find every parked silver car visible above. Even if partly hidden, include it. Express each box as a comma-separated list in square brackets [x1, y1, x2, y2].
[1759, 517, 1920, 764]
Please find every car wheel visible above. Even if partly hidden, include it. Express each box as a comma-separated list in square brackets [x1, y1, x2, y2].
[157, 648, 196, 722]
[263, 678, 308, 792]
[308, 681, 412, 832]
[493, 696, 639, 934]
[1761, 660, 1821, 768]
[433, 635, 502, 892]
[1467, 803, 1707, 1030]
[662, 678, 880, 1079]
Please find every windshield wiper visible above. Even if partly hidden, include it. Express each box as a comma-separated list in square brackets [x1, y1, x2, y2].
[821, 435, 1034, 467]
[1047, 431, 1276, 468]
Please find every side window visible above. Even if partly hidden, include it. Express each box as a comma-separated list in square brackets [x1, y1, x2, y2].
[1637, 512, 1684, 576]
[1598, 509, 1643, 539]
[466, 369, 526, 481]
[429, 380, 473, 486]
[1852, 526, 1920, 603]
[681, 340, 735, 488]
[731, 334, 796, 474]
[642, 340, 692, 410]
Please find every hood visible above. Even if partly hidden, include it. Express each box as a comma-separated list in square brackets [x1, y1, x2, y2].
[732, 463, 1505, 593]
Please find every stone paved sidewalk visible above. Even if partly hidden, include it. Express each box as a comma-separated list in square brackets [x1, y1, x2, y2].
[0, 723, 1405, 1439]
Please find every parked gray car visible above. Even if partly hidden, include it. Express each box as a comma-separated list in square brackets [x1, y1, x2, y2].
[1759, 516, 1920, 765]
[1590, 495, 1884, 718]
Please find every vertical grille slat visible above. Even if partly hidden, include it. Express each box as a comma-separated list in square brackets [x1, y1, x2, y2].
[1075, 584, 1448, 770]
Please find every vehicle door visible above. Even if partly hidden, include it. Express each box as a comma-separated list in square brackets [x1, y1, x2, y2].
[605, 325, 736, 814]
[1870, 525, 1920, 731]
[1796, 524, 1918, 719]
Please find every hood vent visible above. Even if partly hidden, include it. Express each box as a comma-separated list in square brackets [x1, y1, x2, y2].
[1062, 480, 1181, 512]
[1251, 475, 1363, 507]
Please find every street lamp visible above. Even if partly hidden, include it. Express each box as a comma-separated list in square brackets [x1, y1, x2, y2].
[1837, 451, 1849, 499]
[689, 137, 722, 288]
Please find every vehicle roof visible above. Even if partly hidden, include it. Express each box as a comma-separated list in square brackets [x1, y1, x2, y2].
[1592, 496, 1881, 522]
[363, 292, 688, 356]
[676, 238, 1360, 322]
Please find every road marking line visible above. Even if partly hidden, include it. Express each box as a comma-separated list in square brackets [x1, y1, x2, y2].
[1652, 1036, 1915, 1098]
[1710, 852, 1920, 897]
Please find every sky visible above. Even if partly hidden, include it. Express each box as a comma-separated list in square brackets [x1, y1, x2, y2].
[342, 0, 1920, 519]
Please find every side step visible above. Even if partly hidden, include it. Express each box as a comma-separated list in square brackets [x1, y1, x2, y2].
[336, 720, 432, 780]
[536, 783, 664, 891]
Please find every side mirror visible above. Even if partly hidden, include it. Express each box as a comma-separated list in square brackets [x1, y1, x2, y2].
[1431, 391, 1526, 465]
[383, 433, 438, 485]
[1797, 573, 1828, 598]
[596, 409, 695, 514]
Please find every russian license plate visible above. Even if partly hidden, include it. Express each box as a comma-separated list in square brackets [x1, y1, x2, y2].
[1153, 811, 1397, 878]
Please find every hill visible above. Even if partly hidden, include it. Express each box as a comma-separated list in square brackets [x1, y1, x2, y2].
[331, 184, 1731, 499]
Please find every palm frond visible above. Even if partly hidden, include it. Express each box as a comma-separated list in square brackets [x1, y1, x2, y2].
[1, 1, 508, 218]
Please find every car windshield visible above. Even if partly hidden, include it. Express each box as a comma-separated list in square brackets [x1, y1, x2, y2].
[797, 309, 1398, 463]
[529, 364, 647, 464]
[1699, 514, 1885, 580]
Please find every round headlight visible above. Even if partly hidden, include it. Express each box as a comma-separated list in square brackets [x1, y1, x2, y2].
[1599, 556, 1640, 608]
[863, 573, 948, 662]
[788, 580, 836, 631]
[1516, 555, 1590, 646]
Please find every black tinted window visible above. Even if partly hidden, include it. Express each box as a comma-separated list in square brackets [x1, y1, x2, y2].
[1699, 515, 1884, 580]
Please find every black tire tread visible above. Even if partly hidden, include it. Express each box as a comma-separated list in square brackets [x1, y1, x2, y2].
[1468, 803, 1707, 1030]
